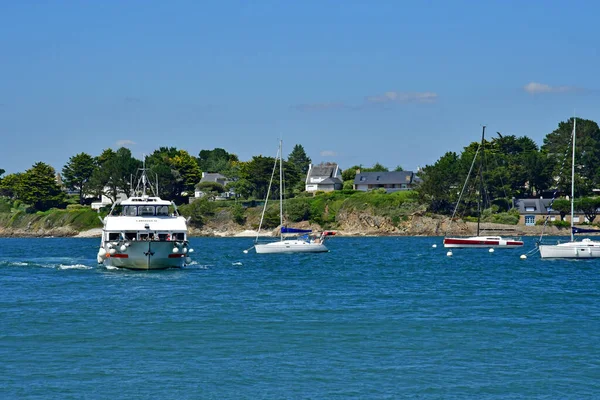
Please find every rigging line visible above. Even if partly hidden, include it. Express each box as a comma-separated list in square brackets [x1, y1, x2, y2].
[256, 143, 281, 243]
[537, 127, 574, 244]
[446, 143, 482, 235]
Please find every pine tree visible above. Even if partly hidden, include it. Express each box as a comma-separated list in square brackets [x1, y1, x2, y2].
[19, 162, 66, 211]
[288, 144, 311, 175]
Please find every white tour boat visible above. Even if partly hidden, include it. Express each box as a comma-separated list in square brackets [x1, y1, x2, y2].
[97, 166, 193, 270]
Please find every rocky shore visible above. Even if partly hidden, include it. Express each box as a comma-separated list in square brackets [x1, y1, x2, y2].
[0, 214, 568, 238]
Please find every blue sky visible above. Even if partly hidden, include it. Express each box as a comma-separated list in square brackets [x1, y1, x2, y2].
[1, 0, 599, 175]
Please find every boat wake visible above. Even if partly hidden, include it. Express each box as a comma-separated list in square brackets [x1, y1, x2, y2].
[57, 264, 93, 270]
[0, 260, 96, 270]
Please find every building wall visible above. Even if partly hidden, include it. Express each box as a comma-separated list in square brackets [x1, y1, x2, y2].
[518, 213, 586, 226]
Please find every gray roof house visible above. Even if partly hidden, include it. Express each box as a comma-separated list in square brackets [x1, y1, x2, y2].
[194, 172, 235, 201]
[353, 171, 420, 193]
[514, 198, 588, 226]
[305, 163, 343, 192]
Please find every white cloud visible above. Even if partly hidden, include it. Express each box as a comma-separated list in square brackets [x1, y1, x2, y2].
[366, 91, 438, 104]
[320, 150, 337, 157]
[523, 82, 575, 94]
[116, 139, 136, 147]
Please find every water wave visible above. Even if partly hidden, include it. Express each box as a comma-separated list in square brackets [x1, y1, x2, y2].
[57, 264, 93, 270]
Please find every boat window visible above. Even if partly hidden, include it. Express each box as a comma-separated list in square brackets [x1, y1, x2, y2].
[139, 206, 155, 216]
[158, 233, 169, 241]
[157, 206, 169, 216]
[139, 233, 149, 241]
[125, 232, 137, 240]
[108, 232, 120, 241]
[123, 206, 137, 216]
[172, 232, 185, 241]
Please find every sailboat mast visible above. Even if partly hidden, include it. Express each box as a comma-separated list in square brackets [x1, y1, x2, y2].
[570, 118, 576, 242]
[279, 140, 284, 242]
[477, 126, 486, 236]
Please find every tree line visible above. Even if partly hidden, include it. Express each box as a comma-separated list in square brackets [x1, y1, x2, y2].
[2, 117, 600, 218]
[416, 117, 600, 221]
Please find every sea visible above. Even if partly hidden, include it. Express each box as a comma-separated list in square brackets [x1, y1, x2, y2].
[0, 236, 599, 399]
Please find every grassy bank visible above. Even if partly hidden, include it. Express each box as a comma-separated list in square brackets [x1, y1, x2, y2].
[0, 206, 103, 233]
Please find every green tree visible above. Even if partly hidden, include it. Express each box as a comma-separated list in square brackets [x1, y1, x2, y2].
[146, 147, 182, 200]
[62, 152, 97, 205]
[90, 148, 141, 203]
[178, 197, 215, 228]
[0, 173, 22, 198]
[19, 162, 66, 211]
[239, 156, 278, 200]
[576, 197, 600, 223]
[342, 165, 360, 184]
[171, 150, 202, 196]
[416, 152, 461, 214]
[363, 163, 388, 172]
[287, 144, 312, 175]
[551, 199, 570, 221]
[197, 148, 239, 173]
[542, 118, 600, 196]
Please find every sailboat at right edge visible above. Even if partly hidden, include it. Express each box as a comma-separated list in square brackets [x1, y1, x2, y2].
[538, 117, 600, 258]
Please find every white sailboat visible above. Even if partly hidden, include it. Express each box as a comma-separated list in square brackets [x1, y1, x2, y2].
[538, 118, 600, 258]
[444, 126, 524, 249]
[250, 140, 335, 254]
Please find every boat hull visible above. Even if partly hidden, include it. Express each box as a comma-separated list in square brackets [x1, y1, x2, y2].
[101, 241, 188, 270]
[443, 236, 524, 248]
[255, 240, 329, 254]
[539, 240, 600, 259]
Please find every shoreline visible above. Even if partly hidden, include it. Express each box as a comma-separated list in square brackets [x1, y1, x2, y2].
[0, 226, 579, 239]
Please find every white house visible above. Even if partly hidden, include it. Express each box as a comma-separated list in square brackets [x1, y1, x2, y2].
[305, 163, 343, 192]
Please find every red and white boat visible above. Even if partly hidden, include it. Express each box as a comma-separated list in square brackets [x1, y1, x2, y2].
[443, 235, 523, 248]
[443, 126, 523, 250]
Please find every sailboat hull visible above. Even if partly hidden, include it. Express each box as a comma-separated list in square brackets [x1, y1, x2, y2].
[539, 240, 600, 259]
[255, 240, 329, 254]
[444, 236, 524, 248]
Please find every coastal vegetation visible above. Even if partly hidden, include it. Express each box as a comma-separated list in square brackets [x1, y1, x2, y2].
[2, 117, 600, 235]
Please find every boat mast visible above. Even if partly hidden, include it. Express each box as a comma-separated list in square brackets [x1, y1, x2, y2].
[570, 118, 576, 242]
[279, 140, 284, 242]
[477, 126, 486, 237]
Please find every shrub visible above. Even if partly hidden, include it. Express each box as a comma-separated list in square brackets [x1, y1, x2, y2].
[230, 203, 246, 225]
[285, 198, 311, 222]
[178, 198, 215, 227]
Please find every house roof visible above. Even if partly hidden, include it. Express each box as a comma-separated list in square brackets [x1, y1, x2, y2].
[200, 173, 228, 184]
[307, 164, 338, 179]
[514, 198, 554, 214]
[319, 177, 342, 185]
[353, 171, 418, 185]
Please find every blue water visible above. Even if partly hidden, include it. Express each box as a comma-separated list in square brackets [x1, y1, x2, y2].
[1, 237, 599, 399]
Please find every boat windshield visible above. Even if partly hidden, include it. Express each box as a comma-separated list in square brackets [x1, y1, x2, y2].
[122, 205, 172, 216]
